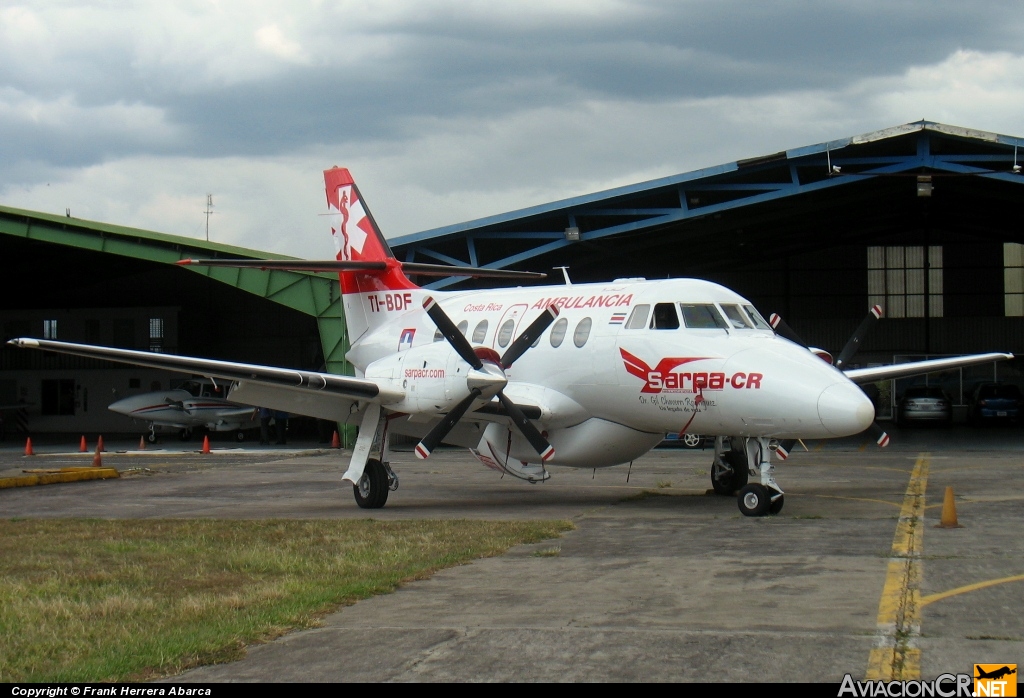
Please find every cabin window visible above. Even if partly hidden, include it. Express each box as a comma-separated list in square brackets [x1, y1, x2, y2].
[744, 305, 773, 330]
[625, 304, 650, 329]
[720, 304, 753, 329]
[650, 303, 680, 330]
[680, 303, 729, 329]
[457, 320, 469, 336]
[433, 329, 444, 342]
[497, 319, 515, 347]
[549, 318, 568, 348]
[573, 318, 593, 347]
[472, 320, 488, 344]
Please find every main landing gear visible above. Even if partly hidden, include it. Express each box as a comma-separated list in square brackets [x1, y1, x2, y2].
[710, 436, 784, 517]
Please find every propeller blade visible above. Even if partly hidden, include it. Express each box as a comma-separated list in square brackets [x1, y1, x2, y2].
[774, 439, 797, 461]
[834, 305, 883, 370]
[422, 296, 483, 370]
[500, 305, 559, 368]
[768, 313, 808, 348]
[869, 421, 890, 448]
[497, 392, 555, 461]
[415, 389, 481, 459]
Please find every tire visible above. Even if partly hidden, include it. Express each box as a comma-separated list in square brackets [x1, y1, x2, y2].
[711, 448, 749, 495]
[681, 433, 703, 448]
[353, 458, 390, 509]
[768, 492, 784, 515]
[737, 484, 771, 517]
[179, 428, 192, 442]
[147, 433, 158, 444]
[236, 431, 246, 442]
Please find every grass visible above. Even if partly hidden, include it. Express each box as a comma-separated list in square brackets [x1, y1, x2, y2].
[532, 546, 561, 557]
[0, 518, 572, 683]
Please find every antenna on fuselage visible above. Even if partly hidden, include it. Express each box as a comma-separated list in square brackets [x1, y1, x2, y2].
[553, 266, 572, 285]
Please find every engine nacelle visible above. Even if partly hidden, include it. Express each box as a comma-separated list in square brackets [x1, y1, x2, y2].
[364, 342, 475, 415]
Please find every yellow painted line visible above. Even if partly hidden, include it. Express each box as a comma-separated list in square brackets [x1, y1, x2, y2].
[866, 453, 928, 681]
[0, 468, 119, 489]
[921, 574, 1024, 607]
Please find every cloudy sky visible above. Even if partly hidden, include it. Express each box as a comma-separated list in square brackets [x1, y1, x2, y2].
[2, 1, 1023, 258]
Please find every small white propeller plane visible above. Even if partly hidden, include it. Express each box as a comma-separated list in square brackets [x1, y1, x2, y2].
[9, 168, 1013, 516]
[108, 379, 258, 443]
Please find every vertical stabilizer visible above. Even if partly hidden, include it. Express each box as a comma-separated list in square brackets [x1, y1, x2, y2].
[324, 167, 422, 344]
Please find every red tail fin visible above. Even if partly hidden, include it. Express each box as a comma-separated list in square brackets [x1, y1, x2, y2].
[324, 167, 417, 294]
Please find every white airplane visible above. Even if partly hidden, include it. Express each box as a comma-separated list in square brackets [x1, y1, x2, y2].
[8, 168, 1013, 516]
[108, 379, 258, 442]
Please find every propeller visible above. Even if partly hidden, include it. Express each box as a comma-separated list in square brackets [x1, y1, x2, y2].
[770, 304, 889, 450]
[415, 298, 559, 461]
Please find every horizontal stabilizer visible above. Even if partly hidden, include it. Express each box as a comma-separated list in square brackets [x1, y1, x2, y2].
[178, 258, 545, 280]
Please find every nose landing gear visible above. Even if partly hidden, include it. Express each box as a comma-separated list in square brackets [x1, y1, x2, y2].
[714, 436, 784, 517]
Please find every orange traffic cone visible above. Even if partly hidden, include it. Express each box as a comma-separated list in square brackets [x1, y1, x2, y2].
[937, 486, 963, 528]
[24, 437, 34, 456]
[201, 435, 211, 454]
[331, 430, 341, 449]
[138, 435, 146, 451]
[79, 435, 88, 452]
[97, 435, 105, 453]
[92, 443, 103, 468]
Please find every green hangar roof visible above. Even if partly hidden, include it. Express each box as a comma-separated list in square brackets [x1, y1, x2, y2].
[0, 204, 348, 375]
[391, 121, 1024, 291]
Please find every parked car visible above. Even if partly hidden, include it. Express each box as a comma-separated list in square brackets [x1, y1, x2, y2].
[659, 433, 706, 448]
[968, 383, 1022, 425]
[895, 386, 952, 427]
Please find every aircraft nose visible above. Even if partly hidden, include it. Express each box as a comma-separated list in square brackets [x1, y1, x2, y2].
[817, 382, 875, 436]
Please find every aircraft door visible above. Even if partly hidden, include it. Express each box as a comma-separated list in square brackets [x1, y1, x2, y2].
[493, 304, 529, 352]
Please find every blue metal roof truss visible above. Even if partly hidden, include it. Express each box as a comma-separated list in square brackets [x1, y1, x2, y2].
[391, 123, 1024, 290]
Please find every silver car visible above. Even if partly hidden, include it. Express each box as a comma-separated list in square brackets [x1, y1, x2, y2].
[896, 386, 952, 426]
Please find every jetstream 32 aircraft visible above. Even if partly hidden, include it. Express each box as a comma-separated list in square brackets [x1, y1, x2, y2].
[9, 168, 1013, 516]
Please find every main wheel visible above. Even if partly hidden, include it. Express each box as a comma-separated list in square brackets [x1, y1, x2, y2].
[147, 433, 158, 444]
[236, 431, 246, 442]
[711, 448, 749, 495]
[353, 458, 390, 509]
[179, 428, 192, 442]
[737, 484, 771, 517]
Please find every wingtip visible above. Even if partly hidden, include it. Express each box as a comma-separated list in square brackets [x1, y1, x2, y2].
[7, 338, 39, 348]
[176, 259, 194, 266]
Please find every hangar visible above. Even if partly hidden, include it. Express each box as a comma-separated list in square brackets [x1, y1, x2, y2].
[391, 121, 1024, 415]
[0, 210, 346, 438]
[1, 120, 1021, 435]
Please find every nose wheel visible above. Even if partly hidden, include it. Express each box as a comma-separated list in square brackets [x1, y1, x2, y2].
[737, 484, 784, 516]
[727, 436, 785, 517]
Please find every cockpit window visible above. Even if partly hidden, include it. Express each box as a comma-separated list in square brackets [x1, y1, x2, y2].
[650, 303, 680, 330]
[625, 304, 650, 329]
[743, 304, 773, 330]
[720, 304, 754, 329]
[679, 303, 729, 329]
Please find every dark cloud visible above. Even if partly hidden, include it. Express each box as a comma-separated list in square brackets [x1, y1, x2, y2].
[1, 0, 1022, 179]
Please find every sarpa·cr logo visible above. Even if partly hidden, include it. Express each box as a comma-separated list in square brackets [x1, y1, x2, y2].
[974, 664, 1017, 697]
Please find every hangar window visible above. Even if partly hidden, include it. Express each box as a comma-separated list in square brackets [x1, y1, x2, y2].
[43, 320, 58, 340]
[472, 320, 488, 344]
[549, 318, 568, 348]
[624, 304, 650, 329]
[1005, 243, 1024, 316]
[149, 318, 164, 352]
[497, 319, 515, 347]
[573, 318, 593, 347]
[650, 303, 680, 329]
[680, 304, 729, 329]
[868, 246, 943, 318]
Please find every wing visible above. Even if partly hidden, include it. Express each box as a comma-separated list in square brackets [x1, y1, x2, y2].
[843, 352, 1014, 384]
[7, 338, 404, 423]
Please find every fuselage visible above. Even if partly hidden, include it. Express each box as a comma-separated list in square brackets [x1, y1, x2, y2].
[345, 277, 875, 466]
